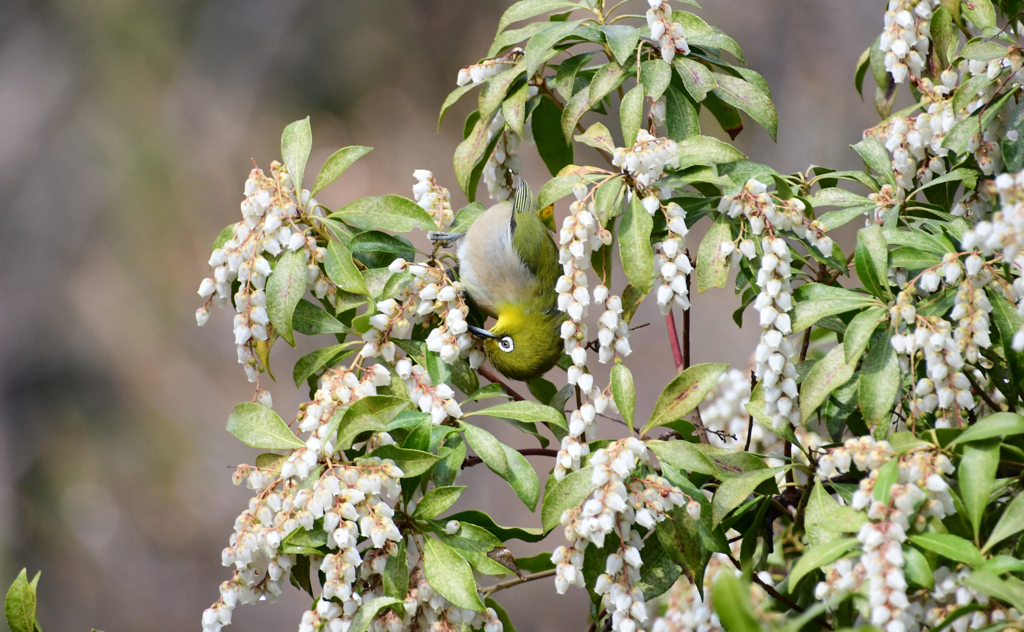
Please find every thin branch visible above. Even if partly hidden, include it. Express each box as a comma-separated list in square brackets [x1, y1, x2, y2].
[743, 370, 756, 452]
[666, 310, 684, 372]
[481, 568, 557, 596]
[683, 249, 692, 369]
[726, 555, 833, 630]
[965, 368, 1001, 413]
[463, 448, 559, 469]
[477, 366, 526, 401]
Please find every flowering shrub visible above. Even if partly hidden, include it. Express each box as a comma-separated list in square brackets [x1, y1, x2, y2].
[10, 1, 1024, 632]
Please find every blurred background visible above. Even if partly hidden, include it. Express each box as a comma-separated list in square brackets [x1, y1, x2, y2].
[0, 0, 888, 629]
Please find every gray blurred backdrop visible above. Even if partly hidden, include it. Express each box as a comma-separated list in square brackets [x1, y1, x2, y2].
[1, 1, 885, 629]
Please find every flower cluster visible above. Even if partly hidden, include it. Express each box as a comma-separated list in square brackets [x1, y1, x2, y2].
[922, 568, 1022, 632]
[197, 163, 330, 382]
[612, 130, 680, 188]
[701, 369, 780, 455]
[878, 0, 938, 83]
[399, 360, 464, 425]
[647, 0, 689, 63]
[654, 202, 693, 316]
[456, 48, 523, 86]
[413, 170, 454, 231]
[816, 437, 957, 631]
[552, 439, 697, 632]
[205, 457, 404, 632]
[650, 556, 780, 632]
[964, 171, 1024, 350]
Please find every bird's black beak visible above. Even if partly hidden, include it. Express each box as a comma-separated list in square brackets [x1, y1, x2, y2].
[467, 325, 498, 340]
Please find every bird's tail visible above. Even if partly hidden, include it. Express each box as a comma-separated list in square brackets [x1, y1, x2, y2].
[512, 176, 533, 216]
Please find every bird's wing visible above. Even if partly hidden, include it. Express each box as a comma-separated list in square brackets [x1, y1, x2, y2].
[509, 181, 560, 311]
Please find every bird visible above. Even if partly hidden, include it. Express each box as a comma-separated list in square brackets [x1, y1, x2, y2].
[430, 178, 565, 381]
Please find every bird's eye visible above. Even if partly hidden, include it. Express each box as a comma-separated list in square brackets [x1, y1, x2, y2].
[498, 337, 514, 353]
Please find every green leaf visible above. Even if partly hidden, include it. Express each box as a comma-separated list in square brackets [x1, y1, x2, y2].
[1003, 98, 1024, 172]
[676, 135, 744, 170]
[502, 81, 529, 137]
[673, 57, 717, 102]
[636, 532, 682, 600]
[415, 486, 467, 520]
[594, 175, 625, 225]
[496, 0, 581, 34]
[909, 533, 983, 567]
[332, 195, 436, 232]
[889, 246, 943, 270]
[845, 306, 885, 364]
[788, 538, 859, 591]
[448, 510, 545, 542]
[329, 396, 411, 450]
[449, 202, 488, 234]
[524, 21, 580, 78]
[312, 146, 372, 197]
[619, 85, 644, 149]
[226, 402, 304, 450]
[437, 522, 512, 576]
[800, 345, 857, 422]
[949, 412, 1024, 446]
[696, 214, 733, 293]
[791, 283, 879, 332]
[961, 0, 996, 29]
[673, 11, 744, 63]
[349, 597, 404, 632]
[649, 440, 767, 480]
[989, 291, 1024, 398]
[541, 466, 594, 532]
[611, 363, 636, 432]
[293, 343, 351, 386]
[538, 175, 581, 209]
[588, 62, 627, 108]
[485, 599, 517, 632]
[601, 24, 640, 65]
[5, 569, 38, 632]
[292, 299, 348, 335]
[438, 83, 478, 131]
[904, 545, 935, 590]
[534, 96, 575, 176]
[944, 88, 1018, 155]
[664, 85, 700, 143]
[710, 73, 777, 141]
[643, 363, 728, 436]
[280, 525, 328, 555]
[553, 52, 595, 101]
[467, 400, 568, 431]
[804, 481, 841, 545]
[383, 539, 409, 600]
[619, 195, 654, 295]
[324, 240, 369, 295]
[366, 445, 441, 478]
[711, 467, 783, 527]
[960, 40, 1006, 61]
[640, 58, 672, 100]
[807, 187, 873, 208]
[855, 225, 891, 300]
[859, 331, 900, 428]
[962, 570, 1024, 613]
[656, 508, 703, 586]
[463, 424, 510, 477]
[503, 444, 541, 510]
[851, 137, 896, 189]
[960, 438, 1000, 542]
[266, 249, 308, 346]
[480, 65, 524, 122]
[281, 116, 312, 191]
[984, 492, 1024, 553]
[560, 86, 592, 145]
[574, 121, 616, 154]
[424, 537, 485, 611]
[712, 571, 760, 632]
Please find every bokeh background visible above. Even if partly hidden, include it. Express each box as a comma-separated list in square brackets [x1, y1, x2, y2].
[1, 1, 889, 629]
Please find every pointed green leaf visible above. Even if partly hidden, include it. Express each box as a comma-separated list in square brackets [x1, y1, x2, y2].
[664, 85, 700, 143]
[329, 396, 411, 450]
[800, 345, 857, 422]
[466, 400, 568, 430]
[5, 569, 37, 632]
[619, 85, 644, 149]
[960, 438, 999, 542]
[227, 402, 305, 450]
[851, 137, 896, 189]
[696, 214, 733, 293]
[790, 283, 879, 332]
[415, 486, 467, 520]
[673, 57, 717, 102]
[574, 121, 616, 154]
[788, 538, 859, 591]
[312, 146, 372, 197]
[620, 195, 654, 295]
[676, 135, 744, 170]
[497, 0, 581, 34]
[424, 537, 485, 611]
[711, 467, 784, 526]
[601, 25, 640, 65]
[293, 343, 351, 386]
[281, 116, 312, 191]
[331, 195, 436, 233]
[463, 424, 509, 477]
[712, 571, 760, 632]
[366, 445, 441, 478]
[611, 363, 636, 432]
[437, 522, 511, 576]
[643, 363, 728, 436]
[640, 58, 672, 100]
[502, 444, 541, 510]
[845, 306, 885, 364]
[541, 466, 594, 532]
[909, 533, 983, 567]
[534, 96, 575, 175]
[710, 73, 777, 141]
[325, 240, 370, 295]
[267, 249, 308, 346]
[949, 412, 1024, 446]
[383, 539, 409, 600]
[984, 492, 1024, 553]
[292, 299, 348, 336]
[350, 597, 404, 632]
[859, 331, 900, 427]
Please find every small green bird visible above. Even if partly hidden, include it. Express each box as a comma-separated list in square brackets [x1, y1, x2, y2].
[431, 178, 565, 381]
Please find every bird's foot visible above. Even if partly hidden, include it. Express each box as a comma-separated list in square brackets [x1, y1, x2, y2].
[428, 231, 465, 248]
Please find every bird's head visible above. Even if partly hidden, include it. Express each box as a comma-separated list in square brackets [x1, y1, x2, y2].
[468, 305, 564, 382]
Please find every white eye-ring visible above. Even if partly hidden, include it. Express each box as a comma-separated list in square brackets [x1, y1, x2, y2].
[498, 337, 514, 353]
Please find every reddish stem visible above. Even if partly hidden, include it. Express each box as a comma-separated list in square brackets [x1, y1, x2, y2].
[666, 310, 684, 373]
[477, 366, 525, 401]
